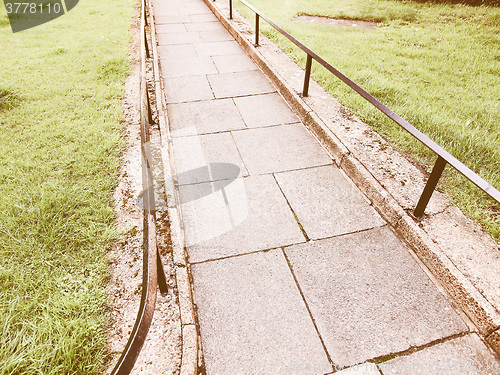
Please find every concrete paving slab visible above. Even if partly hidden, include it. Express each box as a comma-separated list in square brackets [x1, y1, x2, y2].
[154, 15, 192, 24]
[156, 31, 203, 45]
[194, 40, 242, 57]
[180, 174, 305, 262]
[164, 75, 214, 103]
[381, 334, 500, 374]
[207, 71, 276, 98]
[158, 44, 197, 59]
[172, 132, 248, 184]
[234, 92, 299, 128]
[167, 98, 246, 137]
[152, 6, 179, 17]
[155, 23, 187, 33]
[178, 3, 212, 15]
[185, 21, 226, 32]
[232, 124, 333, 175]
[190, 13, 218, 22]
[191, 250, 331, 374]
[151, 0, 184, 13]
[200, 29, 234, 42]
[275, 165, 385, 239]
[161, 56, 218, 77]
[211, 53, 258, 74]
[284, 226, 468, 367]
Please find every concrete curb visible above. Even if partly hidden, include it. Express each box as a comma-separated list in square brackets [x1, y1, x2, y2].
[203, 0, 500, 356]
[148, 3, 202, 374]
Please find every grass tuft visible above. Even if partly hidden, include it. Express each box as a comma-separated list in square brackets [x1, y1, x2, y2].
[99, 56, 130, 82]
[0, 84, 22, 111]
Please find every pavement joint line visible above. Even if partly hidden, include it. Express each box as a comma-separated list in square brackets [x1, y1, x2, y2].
[212, 56, 221, 75]
[170, 128, 236, 138]
[205, 73, 217, 98]
[228, 130, 251, 172]
[166, 97, 217, 105]
[284, 223, 391, 246]
[175, 175, 247, 187]
[229, 97, 247, 128]
[324, 332, 475, 374]
[201, 0, 500, 354]
[272, 173, 310, 242]
[281, 247, 335, 368]
[368, 331, 473, 366]
[233, 120, 304, 130]
[211, 92, 278, 100]
[173, 162, 339, 186]
[240, 160, 336, 176]
[187, 242, 306, 265]
[326, 362, 383, 375]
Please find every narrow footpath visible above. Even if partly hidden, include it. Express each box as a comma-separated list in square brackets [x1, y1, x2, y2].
[151, 0, 500, 373]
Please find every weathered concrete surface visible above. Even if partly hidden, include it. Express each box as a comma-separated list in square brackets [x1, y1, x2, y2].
[190, 13, 219, 23]
[199, 28, 234, 43]
[275, 165, 385, 239]
[333, 363, 380, 375]
[172, 132, 248, 184]
[232, 123, 333, 175]
[382, 334, 500, 374]
[207, 70, 275, 98]
[154, 15, 192, 24]
[185, 20, 226, 32]
[193, 40, 242, 56]
[211, 53, 258, 73]
[158, 43, 197, 59]
[233, 92, 299, 128]
[152, 0, 500, 373]
[205, 0, 500, 352]
[167, 98, 246, 137]
[191, 250, 331, 375]
[160, 55, 218, 77]
[179, 174, 305, 262]
[164, 75, 213, 103]
[285, 226, 468, 367]
[157, 31, 204, 45]
[156, 23, 187, 33]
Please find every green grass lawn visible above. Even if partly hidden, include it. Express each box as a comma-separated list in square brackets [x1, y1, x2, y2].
[0, 1, 134, 373]
[235, 0, 500, 242]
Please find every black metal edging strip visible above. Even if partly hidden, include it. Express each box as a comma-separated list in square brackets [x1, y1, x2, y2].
[111, 1, 167, 374]
[235, 0, 500, 215]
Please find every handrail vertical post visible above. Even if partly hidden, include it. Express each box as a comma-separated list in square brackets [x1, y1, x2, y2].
[303, 54, 312, 97]
[413, 156, 447, 217]
[229, 0, 232, 19]
[255, 13, 259, 46]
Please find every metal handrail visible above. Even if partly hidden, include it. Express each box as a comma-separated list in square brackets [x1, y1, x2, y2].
[230, 0, 500, 217]
[110, 1, 168, 374]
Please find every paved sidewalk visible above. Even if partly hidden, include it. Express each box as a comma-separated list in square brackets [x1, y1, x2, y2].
[151, 0, 500, 373]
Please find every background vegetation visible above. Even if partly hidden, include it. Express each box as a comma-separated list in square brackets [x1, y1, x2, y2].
[0, 0, 134, 373]
[235, 0, 500, 242]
